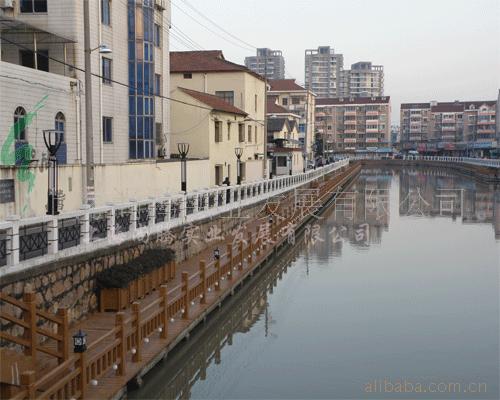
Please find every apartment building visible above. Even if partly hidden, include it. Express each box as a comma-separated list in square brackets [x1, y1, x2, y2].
[304, 46, 345, 98]
[170, 50, 266, 181]
[0, 0, 194, 217]
[267, 79, 315, 161]
[345, 62, 384, 97]
[244, 48, 285, 80]
[400, 98, 497, 155]
[315, 96, 391, 154]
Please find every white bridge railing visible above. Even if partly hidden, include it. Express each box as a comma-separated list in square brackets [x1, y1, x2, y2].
[0, 159, 349, 276]
[349, 154, 500, 169]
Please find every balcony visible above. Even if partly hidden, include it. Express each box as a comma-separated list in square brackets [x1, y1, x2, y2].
[366, 111, 379, 117]
[442, 126, 456, 132]
[344, 129, 357, 134]
[366, 138, 379, 143]
[442, 118, 455, 124]
[366, 128, 379, 133]
[344, 111, 357, 116]
[343, 138, 357, 143]
[366, 119, 378, 125]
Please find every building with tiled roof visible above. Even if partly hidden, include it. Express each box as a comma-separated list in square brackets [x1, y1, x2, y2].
[170, 50, 267, 182]
[267, 79, 316, 162]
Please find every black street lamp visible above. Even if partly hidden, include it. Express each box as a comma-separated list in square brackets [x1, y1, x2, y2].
[288, 154, 293, 176]
[235, 147, 243, 185]
[43, 129, 63, 215]
[178, 143, 190, 193]
[73, 329, 87, 353]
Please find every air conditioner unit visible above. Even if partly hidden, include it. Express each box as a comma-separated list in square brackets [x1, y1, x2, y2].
[154, 0, 166, 11]
[0, 0, 14, 9]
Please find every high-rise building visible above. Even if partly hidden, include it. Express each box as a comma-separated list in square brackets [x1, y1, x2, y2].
[345, 62, 384, 97]
[305, 47, 384, 99]
[400, 99, 497, 156]
[244, 48, 285, 80]
[315, 96, 391, 154]
[304, 46, 345, 98]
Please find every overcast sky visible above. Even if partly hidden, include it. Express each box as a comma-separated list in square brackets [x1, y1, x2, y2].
[171, 0, 500, 124]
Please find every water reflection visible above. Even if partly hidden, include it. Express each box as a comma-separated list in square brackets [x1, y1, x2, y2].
[131, 167, 499, 400]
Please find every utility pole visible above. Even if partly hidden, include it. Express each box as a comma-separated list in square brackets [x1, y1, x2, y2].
[83, 0, 95, 206]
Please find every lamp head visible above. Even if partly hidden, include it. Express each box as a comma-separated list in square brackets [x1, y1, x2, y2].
[98, 44, 112, 54]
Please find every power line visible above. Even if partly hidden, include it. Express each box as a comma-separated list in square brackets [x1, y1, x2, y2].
[170, 1, 254, 52]
[176, 0, 257, 50]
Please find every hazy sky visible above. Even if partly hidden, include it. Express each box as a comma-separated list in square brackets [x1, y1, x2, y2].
[171, 0, 500, 124]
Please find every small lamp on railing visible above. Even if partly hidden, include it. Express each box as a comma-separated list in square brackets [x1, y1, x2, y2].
[235, 147, 243, 185]
[214, 247, 220, 260]
[178, 142, 190, 193]
[73, 329, 87, 353]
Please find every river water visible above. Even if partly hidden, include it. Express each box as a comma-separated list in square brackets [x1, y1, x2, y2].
[130, 167, 499, 400]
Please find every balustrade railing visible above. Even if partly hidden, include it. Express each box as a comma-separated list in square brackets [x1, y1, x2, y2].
[0, 159, 349, 275]
[350, 154, 500, 168]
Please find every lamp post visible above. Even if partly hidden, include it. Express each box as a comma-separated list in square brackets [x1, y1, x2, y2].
[213, 247, 220, 260]
[43, 129, 63, 215]
[235, 147, 243, 185]
[288, 154, 293, 176]
[178, 143, 190, 193]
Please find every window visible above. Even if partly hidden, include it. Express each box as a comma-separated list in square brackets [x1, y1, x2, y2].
[183, 73, 192, 79]
[255, 94, 258, 112]
[282, 97, 288, 106]
[215, 121, 222, 142]
[155, 74, 161, 96]
[102, 0, 111, 25]
[292, 97, 300, 105]
[20, 0, 47, 13]
[55, 112, 65, 142]
[254, 126, 258, 143]
[102, 58, 112, 85]
[14, 107, 27, 141]
[239, 123, 245, 142]
[20, 49, 49, 72]
[227, 122, 231, 140]
[154, 24, 161, 47]
[103, 117, 113, 143]
[247, 125, 252, 142]
[277, 156, 287, 167]
[215, 91, 234, 106]
[155, 123, 163, 146]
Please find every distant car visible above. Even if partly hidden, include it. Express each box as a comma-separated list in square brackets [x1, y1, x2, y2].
[394, 154, 403, 159]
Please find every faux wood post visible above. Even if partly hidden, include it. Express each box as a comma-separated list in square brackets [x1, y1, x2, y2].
[247, 231, 253, 263]
[215, 258, 221, 291]
[160, 285, 168, 339]
[199, 260, 207, 304]
[171, 260, 176, 280]
[132, 302, 141, 362]
[79, 351, 87, 399]
[115, 312, 127, 375]
[226, 243, 233, 280]
[57, 307, 69, 361]
[182, 272, 189, 319]
[21, 370, 36, 399]
[23, 291, 36, 362]
[238, 242, 244, 270]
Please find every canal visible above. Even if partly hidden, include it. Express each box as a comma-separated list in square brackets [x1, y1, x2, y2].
[130, 167, 499, 399]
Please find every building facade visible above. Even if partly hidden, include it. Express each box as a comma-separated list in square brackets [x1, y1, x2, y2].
[0, 0, 179, 218]
[345, 62, 384, 97]
[244, 48, 285, 80]
[305, 46, 345, 98]
[315, 96, 391, 154]
[170, 50, 266, 182]
[400, 99, 498, 155]
[267, 118, 304, 176]
[267, 79, 315, 161]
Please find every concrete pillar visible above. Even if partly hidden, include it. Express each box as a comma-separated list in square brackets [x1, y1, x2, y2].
[47, 217, 58, 255]
[80, 205, 91, 244]
[6, 215, 20, 267]
[148, 199, 156, 226]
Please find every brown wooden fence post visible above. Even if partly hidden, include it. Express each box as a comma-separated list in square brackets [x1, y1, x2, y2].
[20, 370, 36, 399]
[215, 259, 221, 291]
[132, 302, 142, 362]
[238, 242, 244, 270]
[160, 285, 168, 339]
[171, 261, 176, 280]
[22, 291, 36, 363]
[115, 312, 127, 376]
[226, 243, 233, 280]
[57, 307, 69, 362]
[79, 351, 87, 399]
[182, 272, 189, 319]
[247, 231, 253, 263]
[199, 260, 207, 304]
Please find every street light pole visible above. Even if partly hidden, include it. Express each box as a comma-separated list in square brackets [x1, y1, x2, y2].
[235, 147, 243, 185]
[83, 0, 94, 207]
[178, 143, 190, 192]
